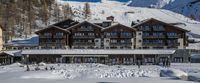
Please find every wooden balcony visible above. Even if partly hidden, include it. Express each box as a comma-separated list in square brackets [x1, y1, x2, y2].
[120, 35, 133, 38]
[53, 36, 66, 38]
[40, 36, 52, 38]
[143, 35, 165, 39]
[167, 35, 179, 38]
[110, 42, 132, 46]
[105, 36, 118, 38]
[73, 36, 95, 39]
[167, 43, 179, 46]
[143, 43, 165, 46]
[73, 42, 95, 45]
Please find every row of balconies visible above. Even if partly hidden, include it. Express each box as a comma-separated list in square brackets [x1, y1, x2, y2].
[40, 36, 66, 38]
[73, 42, 95, 45]
[110, 42, 132, 45]
[143, 43, 179, 46]
[72, 36, 96, 39]
[142, 35, 179, 39]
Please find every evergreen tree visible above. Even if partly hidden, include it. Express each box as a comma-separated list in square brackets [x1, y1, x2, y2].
[63, 3, 74, 19]
[83, 2, 91, 20]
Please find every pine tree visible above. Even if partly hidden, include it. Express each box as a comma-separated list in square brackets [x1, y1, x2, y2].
[83, 2, 91, 20]
[54, 3, 61, 22]
[63, 3, 73, 19]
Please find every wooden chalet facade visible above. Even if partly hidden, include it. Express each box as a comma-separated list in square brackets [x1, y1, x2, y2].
[2, 18, 191, 65]
[102, 24, 136, 49]
[67, 21, 103, 49]
[132, 18, 189, 49]
[35, 26, 70, 49]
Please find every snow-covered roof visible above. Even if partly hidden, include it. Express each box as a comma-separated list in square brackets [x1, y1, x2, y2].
[1, 50, 22, 56]
[21, 49, 176, 55]
[5, 36, 39, 46]
[191, 54, 200, 58]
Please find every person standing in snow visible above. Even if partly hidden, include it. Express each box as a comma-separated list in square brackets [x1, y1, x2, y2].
[137, 60, 141, 69]
[162, 60, 166, 67]
[26, 65, 30, 71]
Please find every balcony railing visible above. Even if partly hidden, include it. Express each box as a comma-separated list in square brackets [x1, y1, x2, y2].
[143, 43, 165, 46]
[105, 35, 118, 38]
[54, 36, 65, 38]
[167, 35, 178, 38]
[120, 35, 133, 38]
[73, 42, 95, 45]
[110, 42, 132, 45]
[40, 36, 52, 38]
[143, 35, 165, 38]
[167, 43, 179, 46]
[73, 36, 95, 38]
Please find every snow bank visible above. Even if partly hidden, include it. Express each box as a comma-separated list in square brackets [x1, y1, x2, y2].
[50, 63, 160, 79]
[21, 71, 64, 79]
[160, 68, 188, 80]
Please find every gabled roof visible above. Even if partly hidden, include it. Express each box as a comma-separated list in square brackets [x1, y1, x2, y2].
[132, 18, 190, 32]
[53, 19, 79, 29]
[35, 25, 71, 34]
[53, 18, 75, 25]
[67, 21, 104, 30]
[0, 50, 22, 56]
[102, 23, 136, 31]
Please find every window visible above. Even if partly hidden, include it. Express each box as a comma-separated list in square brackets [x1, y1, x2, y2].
[138, 32, 142, 35]
[153, 25, 165, 31]
[111, 39, 117, 43]
[88, 33, 94, 36]
[95, 40, 99, 42]
[167, 32, 177, 37]
[143, 26, 150, 31]
[143, 32, 149, 37]
[139, 40, 142, 42]
[174, 57, 183, 63]
[121, 32, 132, 37]
[74, 33, 84, 36]
[88, 40, 93, 43]
[44, 33, 51, 37]
[121, 40, 125, 43]
[111, 32, 117, 36]
[56, 32, 64, 36]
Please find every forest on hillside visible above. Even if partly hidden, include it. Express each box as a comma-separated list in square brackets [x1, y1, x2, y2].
[0, 0, 91, 42]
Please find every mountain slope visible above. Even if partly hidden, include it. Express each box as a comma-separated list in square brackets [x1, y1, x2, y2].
[128, 0, 200, 21]
[59, 0, 200, 37]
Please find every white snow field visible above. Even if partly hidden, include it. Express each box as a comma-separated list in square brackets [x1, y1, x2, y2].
[0, 63, 199, 83]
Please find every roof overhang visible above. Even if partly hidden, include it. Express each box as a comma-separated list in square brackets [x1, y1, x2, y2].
[67, 21, 104, 30]
[102, 23, 136, 31]
[132, 18, 190, 32]
[21, 49, 176, 55]
[35, 25, 71, 34]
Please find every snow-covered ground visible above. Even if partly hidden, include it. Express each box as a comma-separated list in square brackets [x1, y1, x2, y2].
[0, 63, 199, 83]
